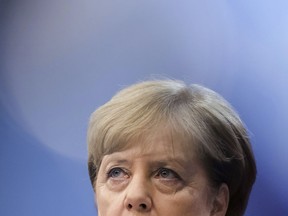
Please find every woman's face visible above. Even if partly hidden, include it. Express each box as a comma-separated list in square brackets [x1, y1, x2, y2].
[95, 130, 226, 216]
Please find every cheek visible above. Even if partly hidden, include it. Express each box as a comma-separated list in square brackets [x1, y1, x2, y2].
[95, 185, 125, 215]
[153, 188, 212, 216]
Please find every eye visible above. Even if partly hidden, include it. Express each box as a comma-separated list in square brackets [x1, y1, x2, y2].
[155, 168, 180, 180]
[107, 167, 128, 179]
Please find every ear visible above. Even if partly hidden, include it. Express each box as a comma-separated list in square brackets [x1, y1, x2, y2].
[211, 183, 229, 216]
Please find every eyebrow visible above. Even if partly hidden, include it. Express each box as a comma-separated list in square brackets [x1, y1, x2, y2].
[109, 159, 130, 164]
[104, 156, 189, 168]
[101, 158, 131, 171]
[149, 158, 190, 169]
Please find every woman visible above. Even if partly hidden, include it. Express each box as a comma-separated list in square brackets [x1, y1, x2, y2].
[87, 79, 256, 216]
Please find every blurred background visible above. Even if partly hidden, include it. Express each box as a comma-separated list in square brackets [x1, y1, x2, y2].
[0, 0, 287, 215]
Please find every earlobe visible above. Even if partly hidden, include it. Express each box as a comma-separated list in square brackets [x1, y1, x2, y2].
[211, 183, 229, 216]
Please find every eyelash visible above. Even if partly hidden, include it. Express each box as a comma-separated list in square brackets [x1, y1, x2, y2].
[106, 167, 182, 182]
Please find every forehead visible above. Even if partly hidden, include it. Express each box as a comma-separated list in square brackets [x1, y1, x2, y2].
[108, 126, 197, 163]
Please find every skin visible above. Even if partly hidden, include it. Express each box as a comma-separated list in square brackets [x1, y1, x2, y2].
[95, 129, 228, 216]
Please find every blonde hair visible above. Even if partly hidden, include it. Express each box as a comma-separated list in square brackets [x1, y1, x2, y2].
[87, 79, 256, 216]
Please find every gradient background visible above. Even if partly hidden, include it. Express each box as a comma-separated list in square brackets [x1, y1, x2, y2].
[1, 1, 288, 215]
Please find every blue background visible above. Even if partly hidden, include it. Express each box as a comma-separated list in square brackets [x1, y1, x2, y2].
[1, 1, 288, 215]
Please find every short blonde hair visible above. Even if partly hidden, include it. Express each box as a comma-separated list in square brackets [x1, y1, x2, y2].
[87, 79, 256, 216]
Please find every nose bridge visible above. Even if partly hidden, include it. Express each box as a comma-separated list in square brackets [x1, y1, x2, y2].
[124, 172, 152, 212]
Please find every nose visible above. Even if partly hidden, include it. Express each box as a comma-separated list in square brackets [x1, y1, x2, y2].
[124, 175, 152, 212]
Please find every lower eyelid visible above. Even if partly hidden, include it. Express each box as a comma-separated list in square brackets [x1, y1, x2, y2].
[154, 177, 184, 192]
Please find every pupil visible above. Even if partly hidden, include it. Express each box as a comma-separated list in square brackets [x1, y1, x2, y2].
[161, 170, 169, 177]
[112, 169, 120, 177]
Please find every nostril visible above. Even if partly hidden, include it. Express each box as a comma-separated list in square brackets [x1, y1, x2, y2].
[127, 203, 147, 210]
[139, 203, 147, 209]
